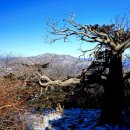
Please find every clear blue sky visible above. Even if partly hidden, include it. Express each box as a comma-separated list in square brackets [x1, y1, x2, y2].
[0, 0, 130, 57]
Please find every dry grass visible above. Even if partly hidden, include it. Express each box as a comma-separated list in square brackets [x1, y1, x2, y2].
[0, 78, 33, 130]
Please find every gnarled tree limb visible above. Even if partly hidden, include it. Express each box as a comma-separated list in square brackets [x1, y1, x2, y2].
[38, 75, 80, 87]
[36, 72, 80, 94]
[47, 17, 130, 55]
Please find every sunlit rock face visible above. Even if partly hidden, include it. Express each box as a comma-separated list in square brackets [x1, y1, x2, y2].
[26, 111, 62, 130]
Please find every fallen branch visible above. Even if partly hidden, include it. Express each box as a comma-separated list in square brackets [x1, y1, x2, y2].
[36, 72, 80, 94]
[39, 75, 80, 87]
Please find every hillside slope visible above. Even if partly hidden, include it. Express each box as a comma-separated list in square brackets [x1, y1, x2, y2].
[0, 53, 91, 79]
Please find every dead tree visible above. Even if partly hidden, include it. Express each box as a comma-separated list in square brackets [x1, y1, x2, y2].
[47, 15, 130, 125]
[37, 72, 80, 95]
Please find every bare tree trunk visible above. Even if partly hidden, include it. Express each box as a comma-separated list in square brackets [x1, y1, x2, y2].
[99, 54, 124, 124]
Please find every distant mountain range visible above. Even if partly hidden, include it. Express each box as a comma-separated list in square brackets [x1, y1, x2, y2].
[0, 53, 91, 79]
[0, 53, 129, 79]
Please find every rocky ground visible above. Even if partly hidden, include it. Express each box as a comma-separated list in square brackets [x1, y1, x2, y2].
[26, 108, 130, 130]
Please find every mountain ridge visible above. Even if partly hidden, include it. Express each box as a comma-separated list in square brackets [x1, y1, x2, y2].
[0, 53, 129, 79]
[0, 53, 91, 79]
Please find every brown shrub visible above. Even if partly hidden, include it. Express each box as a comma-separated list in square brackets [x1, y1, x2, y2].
[0, 78, 32, 130]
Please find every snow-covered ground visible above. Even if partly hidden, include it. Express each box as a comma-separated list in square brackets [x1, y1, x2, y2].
[26, 108, 130, 130]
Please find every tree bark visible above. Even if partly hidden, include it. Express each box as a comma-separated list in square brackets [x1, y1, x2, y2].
[99, 54, 124, 124]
